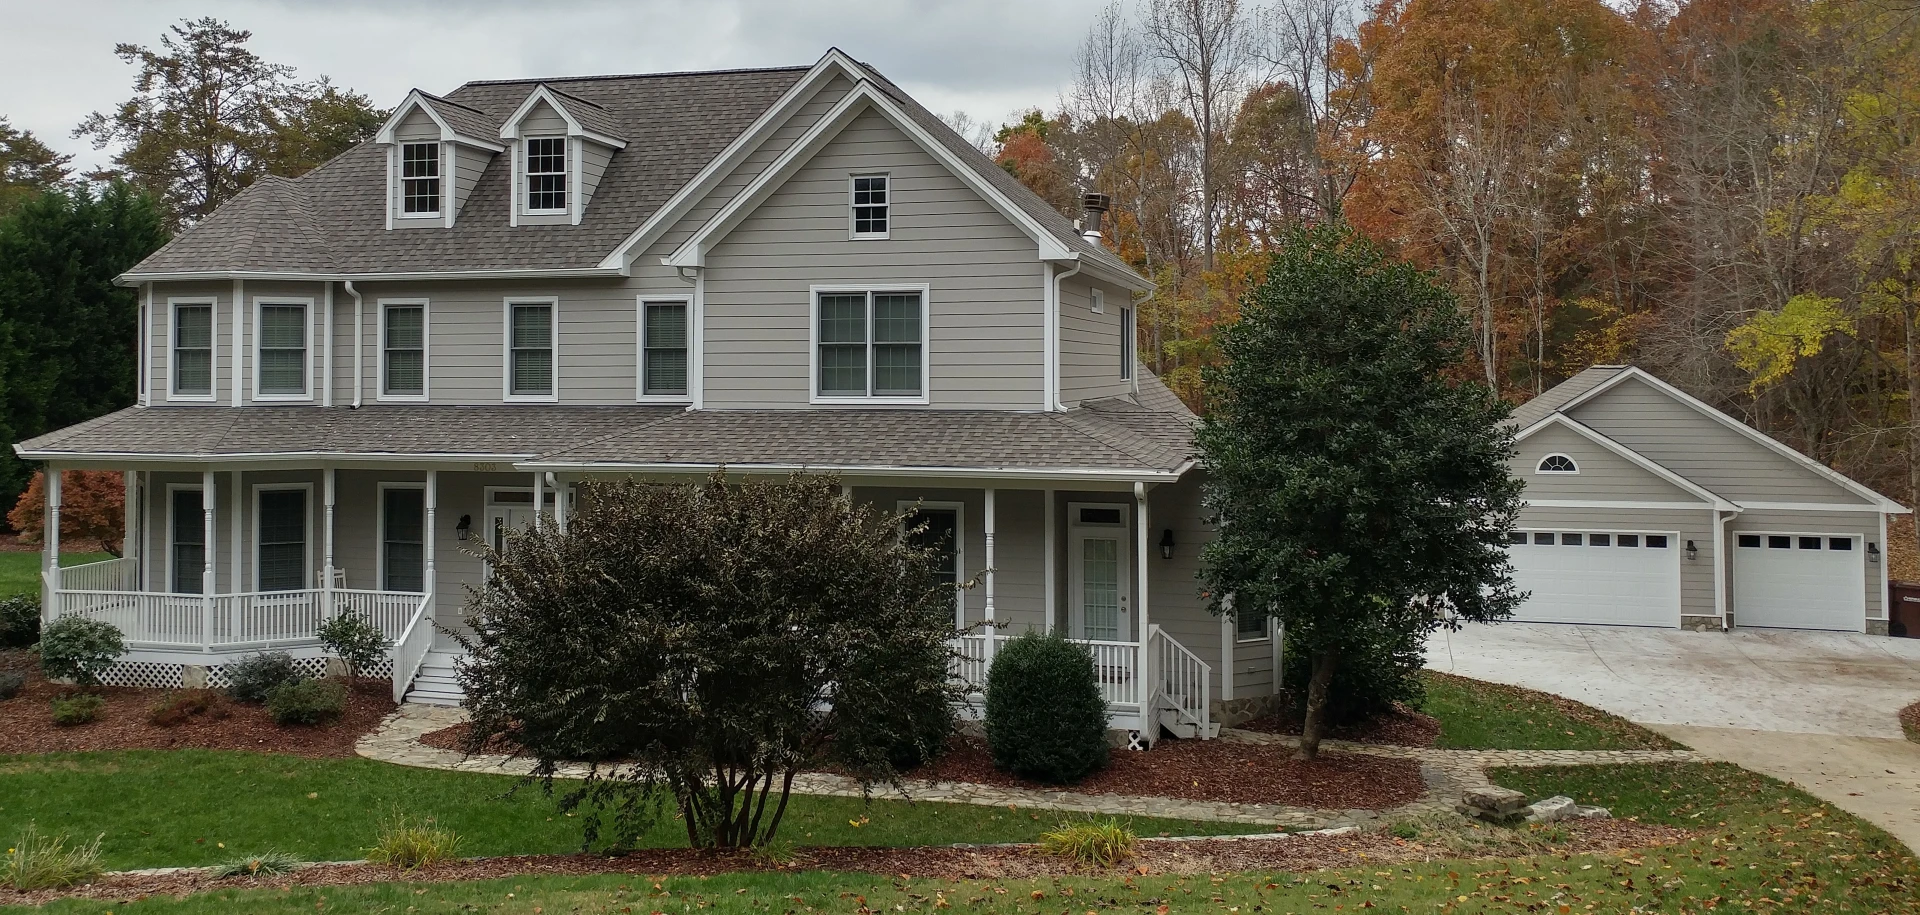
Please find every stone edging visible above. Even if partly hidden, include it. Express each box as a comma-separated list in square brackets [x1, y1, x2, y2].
[356, 705, 1699, 832]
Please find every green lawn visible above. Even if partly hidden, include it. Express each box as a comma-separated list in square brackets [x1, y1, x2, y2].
[0, 750, 1253, 872]
[0, 551, 111, 597]
[11, 761, 1918, 913]
[1420, 670, 1682, 750]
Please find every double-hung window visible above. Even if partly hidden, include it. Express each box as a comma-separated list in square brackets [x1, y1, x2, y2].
[525, 138, 568, 213]
[256, 301, 309, 398]
[1120, 304, 1134, 380]
[381, 486, 425, 593]
[401, 142, 440, 216]
[640, 300, 689, 397]
[382, 302, 427, 398]
[851, 174, 888, 238]
[170, 487, 204, 594]
[506, 300, 556, 398]
[814, 287, 926, 401]
[255, 488, 308, 592]
[172, 302, 213, 397]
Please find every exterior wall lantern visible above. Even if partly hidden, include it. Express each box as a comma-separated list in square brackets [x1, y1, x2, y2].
[455, 514, 473, 541]
[1869, 542, 1881, 563]
[1685, 540, 1699, 561]
[1159, 528, 1175, 560]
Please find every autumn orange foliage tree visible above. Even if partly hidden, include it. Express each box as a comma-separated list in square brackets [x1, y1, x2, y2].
[8, 470, 125, 554]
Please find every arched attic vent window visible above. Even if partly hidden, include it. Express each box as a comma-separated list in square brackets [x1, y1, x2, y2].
[1537, 454, 1579, 474]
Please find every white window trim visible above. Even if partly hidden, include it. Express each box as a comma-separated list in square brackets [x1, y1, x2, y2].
[1090, 288, 1105, 314]
[808, 283, 932, 406]
[251, 296, 315, 402]
[849, 172, 890, 240]
[1120, 304, 1134, 381]
[251, 482, 314, 592]
[1536, 453, 1580, 474]
[376, 481, 428, 594]
[522, 136, 570, 216]
[1066, 501, 1131, 642]
[1236, 613, 1270, 642]
[502, 296, 560, 403]
[377, 298, 431, 403]
[397, 141, 443, 219]
[164, 482, 205, 594]
[899, 499, 965, 629]
[165, 297, 218, 402]
[635, 294, 694, 404]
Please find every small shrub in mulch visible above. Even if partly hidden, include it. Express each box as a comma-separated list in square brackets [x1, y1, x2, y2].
[1900, 699, 1920, 745]
[49, 694, 105, 727]
[225, 652, 304, 704]
[265, 678, 347, 726]
[0, 670, 23, 701]
[984, 631, 1110, 784]
[0, 595, 40, 649]
[35, 617, 125, 688]
[147, 689, 229, 727]
[1239, 697, 1443, 747]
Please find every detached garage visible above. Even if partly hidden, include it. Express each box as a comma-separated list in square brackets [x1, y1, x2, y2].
[1507, 366, 1905, 634]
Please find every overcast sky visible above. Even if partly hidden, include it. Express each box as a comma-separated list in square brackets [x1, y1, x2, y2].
[4, 0, 1110, 172]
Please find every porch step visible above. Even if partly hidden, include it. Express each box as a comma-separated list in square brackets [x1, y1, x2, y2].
[403, 649, 467, 707]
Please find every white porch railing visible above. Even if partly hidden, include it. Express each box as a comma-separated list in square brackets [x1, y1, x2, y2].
[55, 556, 139, 593]
[1144, 624, 1211, 731]
[49, 584, 421, 652]
[389, 592, 437, 703]
[951, 632, 1145, 707]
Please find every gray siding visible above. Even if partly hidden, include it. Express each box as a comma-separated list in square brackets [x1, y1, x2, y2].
[517, 101, 569, 135]
[1059, 275, 1134, 405]
[701, 108, 1045, 409]
[1728, 507, 1884, 622]
[848, 486, 1047, 633]
[580, 141, 614, 206]
[1513, 504, 1718, 619]
[451, 144, 493, 219]
[140, 469, 323, 594]
[1514, 423, 1699, 503]
[1569, 376, 1865, 504]
[393, 108, 439, 141]
[1142, 474, 1265, 699]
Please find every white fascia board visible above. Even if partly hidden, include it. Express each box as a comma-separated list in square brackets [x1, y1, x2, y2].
[596, 50, 868, 271]
[1735, 501, 1908, 514]
[1518, 413, 1737, 511]
[115, 267, 623, 286]
[664, 80, 1073, 270]
[513, 459, 1184, 484]
[1062, 255, 1153, 294]
[1557, 367, 1906, 513]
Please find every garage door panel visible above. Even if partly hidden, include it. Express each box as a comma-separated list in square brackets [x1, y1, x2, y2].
[1733, 532, 1864, 632]
[1506, 529, 1680, 627]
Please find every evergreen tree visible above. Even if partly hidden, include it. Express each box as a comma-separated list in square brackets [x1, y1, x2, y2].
[1196, 220, 1525, 759]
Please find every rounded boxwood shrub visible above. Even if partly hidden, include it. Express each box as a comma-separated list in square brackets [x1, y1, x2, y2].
[225, 652, 304, 704]
[0, 595, 41, 649]
[35, 617, 125, 687]
[265, 678, 346, 726]
[984, 631, 1109, 783]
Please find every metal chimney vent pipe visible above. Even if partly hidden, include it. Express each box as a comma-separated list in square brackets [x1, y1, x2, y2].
[1081, 192, 1111, 241]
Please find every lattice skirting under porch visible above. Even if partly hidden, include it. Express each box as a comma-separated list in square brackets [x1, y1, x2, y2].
[96, 655, 395, 689]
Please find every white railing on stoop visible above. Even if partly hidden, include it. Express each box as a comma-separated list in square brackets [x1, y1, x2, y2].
[1144, 624, 1211, 732]
[951, 632, 1143, 707]
[55, 555, 138, 593]
[390, 591, 437, 703]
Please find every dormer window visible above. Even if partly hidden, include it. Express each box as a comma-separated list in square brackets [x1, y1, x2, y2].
[525, 138, 568, 213]
[400, 143, 441, 216]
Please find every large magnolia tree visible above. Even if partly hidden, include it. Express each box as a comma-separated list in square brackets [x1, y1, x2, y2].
[457, 473, 961, 849]
[1197, 220, 1525, 759]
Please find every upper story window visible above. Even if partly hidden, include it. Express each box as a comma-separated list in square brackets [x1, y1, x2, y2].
[525, 138, 568, 213]
[171, 302, 213, 398]
[1537, 454, 1579, 474]
[382, 302, 427, 399]
[256, 301, 309, 398]
[851, 174, 889, 238]
[506, 299, 556, 399]
[640, 299, 689, 398]
[400, 143, 441, 216]
[813, 287, 927, 402]
[1120, 304, 1134, 380]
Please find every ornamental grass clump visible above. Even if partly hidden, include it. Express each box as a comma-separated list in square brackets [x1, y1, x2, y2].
[365, 812, 460, 870]
[212, 850, 304, 879]
[984, 631, 1109, 784]
[1036, 819, 1137, 866]
[4, 823, 103, 890]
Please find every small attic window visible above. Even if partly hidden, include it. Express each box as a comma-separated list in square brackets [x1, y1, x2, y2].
[401, 143, 440, 216]
[526, 137, 568, 213]
[1537, 454, 1578, 474]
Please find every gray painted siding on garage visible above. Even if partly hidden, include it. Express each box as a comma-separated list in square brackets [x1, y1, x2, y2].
[1059, 275, 1134, 406]
[1512, 504, 1718, 620]
[1514, 422, 1699, 503]
[1568, 376, 1864, 504]
[1728, 507, 1883, 621]
[700, 108, 1045, 409]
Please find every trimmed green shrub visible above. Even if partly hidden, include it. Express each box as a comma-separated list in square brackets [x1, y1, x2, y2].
[984, 631, 1109, 784]
[265, 677, 346, 726]
[1280, 618, 1427, 725]
[50, 693, 105, 726]
[0, 671, 23, 701]
[0, 595, 39, 649]
[34, 616, 125, 686]
[317, 610, 389, 680]
[147, 689, 225, 727]
[4, 823, 103, 890]
[225, 651, 304, 703]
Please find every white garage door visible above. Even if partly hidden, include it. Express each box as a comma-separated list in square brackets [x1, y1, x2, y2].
[1505, 529, 1681, 627]
[1733, 533, 1865, 632]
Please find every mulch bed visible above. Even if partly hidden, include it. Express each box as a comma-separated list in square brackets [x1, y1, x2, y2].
[0, 656, 393, 758]
[0, 819, 1696, 906]
[1237, 700, 1443, 748]
[1901, 699, 1920, 744]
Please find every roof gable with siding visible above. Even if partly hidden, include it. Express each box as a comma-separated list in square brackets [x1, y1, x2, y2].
[1513, 419, 1703, 504]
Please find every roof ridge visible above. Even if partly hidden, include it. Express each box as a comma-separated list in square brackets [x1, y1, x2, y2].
[460, 64, 813, 89]
[414, 89, 488, 116]
[540, 85, 609, 110]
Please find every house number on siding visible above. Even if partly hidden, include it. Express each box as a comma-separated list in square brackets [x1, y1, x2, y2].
[472, 462, 502, 472]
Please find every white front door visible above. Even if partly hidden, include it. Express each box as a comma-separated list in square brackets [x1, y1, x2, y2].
[1068, 503, 1131, 642]
[489, 507, 536, 556]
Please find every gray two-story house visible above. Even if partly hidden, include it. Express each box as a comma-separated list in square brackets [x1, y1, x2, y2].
[17, 50, 1279, 741]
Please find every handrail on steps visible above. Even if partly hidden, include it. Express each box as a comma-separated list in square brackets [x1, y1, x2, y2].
[390, 592, 436, 704]
[1145, 623, 1213, 733]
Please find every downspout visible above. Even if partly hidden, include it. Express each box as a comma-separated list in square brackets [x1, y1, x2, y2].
[345, 281, 364, 408]
[1048, 258, 1083, 412]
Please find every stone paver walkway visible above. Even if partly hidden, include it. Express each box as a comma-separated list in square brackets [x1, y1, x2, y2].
[359, 705, 1699, 831]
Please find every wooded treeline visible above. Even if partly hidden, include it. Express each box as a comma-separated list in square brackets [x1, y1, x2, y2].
[981, 0, 1920, 502]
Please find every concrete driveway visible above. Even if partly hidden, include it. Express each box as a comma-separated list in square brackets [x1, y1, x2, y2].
[1426, 623, 1920, 851]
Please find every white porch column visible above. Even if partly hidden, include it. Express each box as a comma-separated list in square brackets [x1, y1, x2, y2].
[1713, 509, 1731, 630]
[322, 467, 336, 612]
[552, 473, 568, 535]
[43, 467, 61, 612]
[982, 488, 996, 667]
[1043, 488, 1055, 633]
[1271, 620, 1283, 695]
[1134, 483, 1150, 639]
[532, 471, 545, 525]
[230, 471, 243, 593]
[1219, 606, 1234, 702]
[425, 470, 438, 595]
[121, 470, 138, 562]
[201, 470, 216, 649]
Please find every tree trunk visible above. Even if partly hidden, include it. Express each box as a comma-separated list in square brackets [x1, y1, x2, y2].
[1296, 649, 1339, 761]
[1905, 303, 1920, 560]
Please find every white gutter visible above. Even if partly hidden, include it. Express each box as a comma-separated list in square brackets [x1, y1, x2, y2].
[512, 459, 1185, 484]
[1045, 257, 1083, 412]
[344, 281, 364, 408]
[115, 266, 624, 287]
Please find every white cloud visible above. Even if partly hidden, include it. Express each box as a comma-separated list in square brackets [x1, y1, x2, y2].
[4, 0, 1107, 171]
